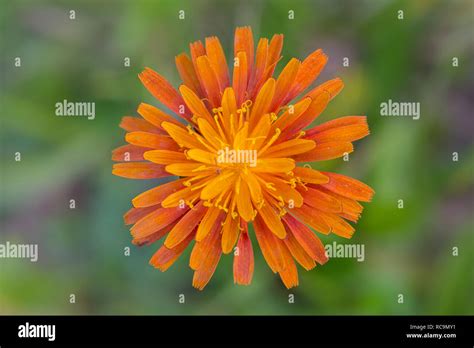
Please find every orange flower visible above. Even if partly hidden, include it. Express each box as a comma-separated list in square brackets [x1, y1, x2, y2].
[112, 26, 374, 290]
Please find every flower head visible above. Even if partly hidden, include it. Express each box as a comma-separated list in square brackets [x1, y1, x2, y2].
[112, 26, 374, 290]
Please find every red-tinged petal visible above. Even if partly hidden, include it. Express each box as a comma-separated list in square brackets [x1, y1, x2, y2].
[253, 215, 285, 273]
[315, 186, 364, 216]
[195, 55, 222, 108]
[248, 38, 268, 98]
[270, 58, 300, 112]
[279, 91, 330, 142]
[305, 77, 344, 100]
[283, 228, 316, 271]
[150, 231, 194, 271]
[164, 201, 207, 248]
[233, 227, 254, 286]
[298, 186, 342, 213]
[271, 97, 312, 133]
[119, 116, 162, 134]
[206, 36, 230, 90]
[293, 166, 329, 184]
[257, 34, 283, 91]
[138, 67, 190, 119]
[320, 172, 375, 202]
[309, 123, 370, 143]
[112, 162, 169, 179]
[132, 178, 187, 208]
[137, 103, 184, 130]
[175, 53, 203, 96]
[132, 221, 178, 247]
[278, 243, 299, 289]
[123, 205, 159, 225]
[283, 214, 328, 265]
[125, 131, 180, 150]
[262, 139, 315, 158]
[293, 141, 353, 162]
[317, 211, 355, 238]
[290, 204, 331, 235]
[130, 206, 188, 239]
[190, 212, 225, 270]
[112, 144, 152, 162]
[192, 234, 222, 290]
[234, 26, 254, 79]
[232, 51, 248, 106]
[305, 116, 368, 138]
[284, 49, 328, 104]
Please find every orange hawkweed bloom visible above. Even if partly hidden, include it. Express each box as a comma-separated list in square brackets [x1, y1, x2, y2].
[112, 27, 374, 290]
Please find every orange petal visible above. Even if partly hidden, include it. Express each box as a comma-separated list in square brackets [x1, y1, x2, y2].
[187, 148, 217, 165]
[284, 49, 328, 104]
[283, 228, 316, 271]
[161, 121, 206, 150]
[112, 162, 169, 179]
[271, 97, 312, 133]
[270, 58, 300, 111]
[150, 231, 194, 271]
[233, 226, 254, 285]
[132, 178, 187, 208]
[306, 116, 368, 138]
[262, 139, 315, 158]
[205, 36, 230, 90]
[175, 53, 203, 96]
[235, 177, 255, 222]
[305, 77, 344, 100]
[138, 67, 190, 120]
[132, 221, 178, 246]
[160, 185, 202, 208]
[192, 231, 222, 290]
[119, 116, 162, 134]
[130, 206, 188, 239]
[249, 78, 276, 129]
[316, 186, 363, 217]
[253, 158, 295, 173]
[125, 131, 179, 150]
[320, 172, 375, 202]
[221, 213, 240, 254]
[165, 162, 216, 177]
[253, 215, 285, 273]
[278, 243, 299, 289]
[164, 201, 206, 248]
[195, 55, 221, 108]
[112, 144, 152, 162]
[257, 202, 286, 239]
[232, 51, 248, 106]
[255, 33, 283, 94]
[257, 173, 304, 208]
[200, 172, 236, 201]
[143, 149, 186, 165]
[283, 214, 328, 264]
[196, 206, 223, 241]
[234, 26, 254, 79]
[137, 103, 184, 129]
[293, 141, 353, 162]
[123, 205, 158, 225]
[179, 85, 214, 125]
[292, 166, 329, 184]
[318, 211, 355, 238]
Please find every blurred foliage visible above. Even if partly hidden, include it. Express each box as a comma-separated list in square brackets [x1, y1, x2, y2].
[0, 0, 473, 315]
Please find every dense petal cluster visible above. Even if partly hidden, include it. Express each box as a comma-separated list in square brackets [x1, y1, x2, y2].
[112, 26, 374, 290]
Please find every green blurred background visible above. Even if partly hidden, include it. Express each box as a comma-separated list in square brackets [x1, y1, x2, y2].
[1, 0, 473, 315]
